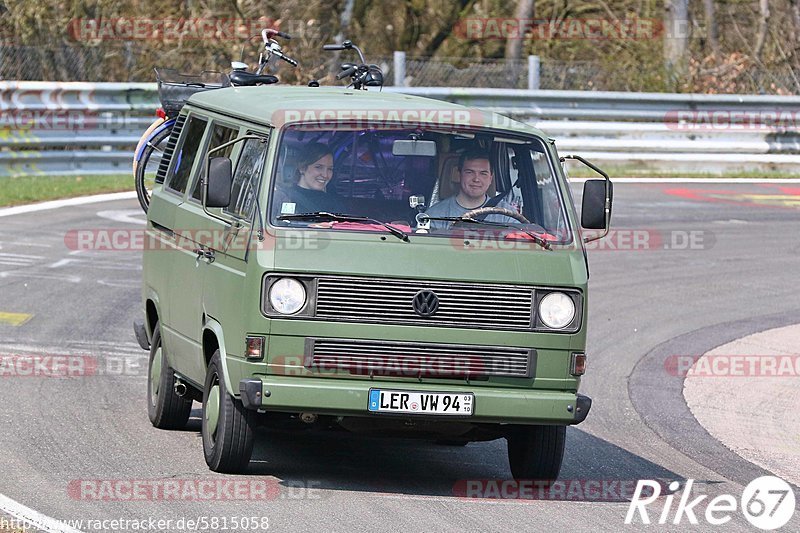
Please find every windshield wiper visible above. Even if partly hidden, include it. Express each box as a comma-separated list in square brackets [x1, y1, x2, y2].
[277, 212, 409, 242]
[420, 215, 552, 251]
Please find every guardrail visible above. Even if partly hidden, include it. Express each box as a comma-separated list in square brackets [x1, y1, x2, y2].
[2, 82, 800, 177]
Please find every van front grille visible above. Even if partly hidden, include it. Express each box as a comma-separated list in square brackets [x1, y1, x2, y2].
[314, 276, 534, 331]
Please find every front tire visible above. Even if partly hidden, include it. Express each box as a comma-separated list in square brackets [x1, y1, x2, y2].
[147, 321, 192, 429]
[506, 425, 566, 481]
[202, 350, 255, 473]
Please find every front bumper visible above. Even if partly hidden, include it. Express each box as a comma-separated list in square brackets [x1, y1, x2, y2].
[239, 376, 591, 425]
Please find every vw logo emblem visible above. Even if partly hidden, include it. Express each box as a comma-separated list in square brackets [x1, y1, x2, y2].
[412, 290, 439, 317]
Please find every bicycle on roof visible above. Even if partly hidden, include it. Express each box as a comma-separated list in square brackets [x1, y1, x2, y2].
[132, 28, 297, 213]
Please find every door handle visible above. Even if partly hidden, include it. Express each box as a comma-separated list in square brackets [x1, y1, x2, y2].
[193, 247, 216, 263]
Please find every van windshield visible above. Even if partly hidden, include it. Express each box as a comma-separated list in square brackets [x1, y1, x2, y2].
[269, 125, 571, 243]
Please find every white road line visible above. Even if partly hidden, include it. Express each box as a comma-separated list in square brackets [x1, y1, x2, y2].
[0, 272, 81, 283]
[47, 257, 141, 271]
[0, 191, 137, 218]
[75, 341, 142, 348]
[0, 493, 85, 533]
[6, 241, 53, 248]
[97, 279, 141, 288]
[96, 209, 146, 225]
[0, 341, 143, 352]
[0, 252, 45, 260]
[48, 259, 76, 269]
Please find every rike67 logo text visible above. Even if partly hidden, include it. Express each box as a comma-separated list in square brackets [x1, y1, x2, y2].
[626, 476, 796, 530]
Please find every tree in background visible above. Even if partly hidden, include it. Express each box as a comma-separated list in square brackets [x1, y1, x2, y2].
[0, 0, 797, 94]
[664, 0, 689, 88]
[503, 0, 534, 86]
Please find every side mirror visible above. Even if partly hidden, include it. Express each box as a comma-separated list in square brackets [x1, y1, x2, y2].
[581, 179, 613, 230]
[206, 157, 232, 208]
[560, 154, 612, 243]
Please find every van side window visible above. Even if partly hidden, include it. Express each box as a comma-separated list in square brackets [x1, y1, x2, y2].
[191, 123, 238, 200]
[165, 115, 207, 195]
[225, 136, 269, 219]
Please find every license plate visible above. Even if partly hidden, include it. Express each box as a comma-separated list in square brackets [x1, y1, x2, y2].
[368, 389, 474, 416]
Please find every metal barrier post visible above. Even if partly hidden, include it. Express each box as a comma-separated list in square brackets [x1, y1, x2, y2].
[528, 55, 540, 91]
[393, 51, 406, 87]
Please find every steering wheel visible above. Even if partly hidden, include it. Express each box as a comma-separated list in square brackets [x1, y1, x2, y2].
[461, 206, 530, 225]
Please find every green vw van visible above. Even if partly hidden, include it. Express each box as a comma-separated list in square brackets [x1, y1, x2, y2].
[136, 85, 612, 476]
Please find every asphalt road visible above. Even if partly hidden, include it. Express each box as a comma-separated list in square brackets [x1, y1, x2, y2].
[0, 182, 798, 532]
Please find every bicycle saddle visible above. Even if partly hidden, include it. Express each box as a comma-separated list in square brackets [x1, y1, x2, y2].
[229, 71, 279, 86]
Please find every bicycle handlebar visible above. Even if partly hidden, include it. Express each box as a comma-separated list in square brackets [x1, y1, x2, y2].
[255, 29, 298, 69]
[323, 40, 365, 64]
[275, 51, 298, 67]
[336, 66, 357, 80]
[262, 28, 291, 41]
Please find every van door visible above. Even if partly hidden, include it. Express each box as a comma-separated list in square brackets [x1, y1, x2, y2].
[173, 122, 271, 384]
[151, 113, 208, 370]
[202, 132, 272, 387]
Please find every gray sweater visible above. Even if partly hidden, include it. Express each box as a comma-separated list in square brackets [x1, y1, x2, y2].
[423, 195, 518, 230]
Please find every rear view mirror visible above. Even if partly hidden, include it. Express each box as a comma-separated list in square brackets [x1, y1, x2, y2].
[392, 139, 437, 157]
[581, 179, 613, 229]
[206, 157, 232, 208]
[560, 154, 612, 243]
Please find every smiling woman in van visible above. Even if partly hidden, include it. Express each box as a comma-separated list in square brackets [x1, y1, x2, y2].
[273, 142, 346, 215]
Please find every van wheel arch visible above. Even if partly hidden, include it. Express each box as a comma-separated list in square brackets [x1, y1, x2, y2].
[145, 299, 159, 340]
[200, 320, 236, 400]
[202, 329, 219, 368]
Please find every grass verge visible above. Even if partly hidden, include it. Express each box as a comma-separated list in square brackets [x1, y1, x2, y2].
[0, 174, 131, 207]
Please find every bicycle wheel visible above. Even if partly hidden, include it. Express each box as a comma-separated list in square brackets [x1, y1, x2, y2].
[135, 125, 173, 212]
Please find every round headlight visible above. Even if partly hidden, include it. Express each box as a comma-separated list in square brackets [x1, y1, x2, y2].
[269, 278, 306, 315]
[538, 292, 576, 329]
